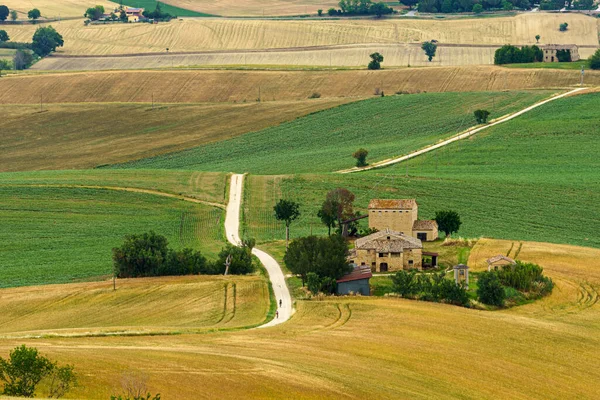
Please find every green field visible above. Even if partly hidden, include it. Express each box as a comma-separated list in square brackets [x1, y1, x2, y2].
[122, 0, 216, 17]
[115, 91, 555, 174]
[243, 92, 600, 248]
[0, 186, 225, 288]
[503, 61, 589, 70]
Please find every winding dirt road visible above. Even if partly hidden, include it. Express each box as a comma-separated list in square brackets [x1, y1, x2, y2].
[225, 174, 293, 327]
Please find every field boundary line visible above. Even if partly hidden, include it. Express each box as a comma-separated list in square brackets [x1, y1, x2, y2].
[0, 184, 226, 209]
[337, 87, 586, 174]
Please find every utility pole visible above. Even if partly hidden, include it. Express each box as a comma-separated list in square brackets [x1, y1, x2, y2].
[258, 86, 261, 102]
[152, 92, 154, 109]
[581, 64, 585, 86]
[40, 94, 43, 112]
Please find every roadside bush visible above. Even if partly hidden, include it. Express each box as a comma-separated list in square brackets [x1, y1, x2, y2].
[474, 109, 490, 124]
[477, 271, 506, 306]
[352, 148, 369, 167]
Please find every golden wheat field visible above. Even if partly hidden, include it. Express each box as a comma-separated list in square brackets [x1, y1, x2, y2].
[0, 100, 350, 171]
[0, 0, 118, 19]
[163, 0, 338, 16]
[0, 67, 596, 105]
[4, 13, 597, 56]
[0, 240, 597, 398]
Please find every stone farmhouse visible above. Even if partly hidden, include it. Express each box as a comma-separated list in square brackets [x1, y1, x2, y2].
[124, 7, 144, 22]
[368, 199, 438, 241]
[540, 44, 580, 63]
[349, 229, 425, 272]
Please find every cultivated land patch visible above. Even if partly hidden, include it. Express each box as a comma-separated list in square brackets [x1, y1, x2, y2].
[0, 100, 350, 171]
[0, 0, 118, 19]
[116, 91, 555, 173]
[160, 0, 338, 16]
[0, 67, 596, 105]
[0, 239, 598, 398]
[0, 275, 270, 337]
[0, 185, 225, 287]
[3, 13, 597, 56]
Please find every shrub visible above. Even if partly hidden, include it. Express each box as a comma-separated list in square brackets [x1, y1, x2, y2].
[474, 109, 490, 124]
[472, 3, 483, 13]
[0, 59, 11, 76]
[308, 92, 321, 99]
[352, 148, 369, 167]
[327, 7, 338, 15]
[317, 9, 323, 15]
[559, 22, 568, 32]
[496, 261, 553, 297]
[391, 270, 419, 298]
[477, 271, 506, 306]
[13, 49, 34, 70]
[590, 49, 600, 70]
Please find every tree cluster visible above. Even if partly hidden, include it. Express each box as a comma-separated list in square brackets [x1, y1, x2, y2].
[84, 5, 105, 20]
[284, 234, 351, 291]
[143, 2, 175, 21]
[0, 345, 77, 398]
[555, 49, 572, 62]
[496, 261, 553, 296]
[391, 270, 470, 306]
[414, 0, 530, 13]
[494, 44, 542, 65]
[112, 231, 256, 278]
[328, 0, 394, 17]
[476, 271, 505, 306]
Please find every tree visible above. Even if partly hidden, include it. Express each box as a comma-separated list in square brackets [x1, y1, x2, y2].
[0, 30, 8, 43]
[474, 109, 490, 124]
[0, 345, 54, 397]
[477, 271, 506, 306]
[216, 241, 256, 275]
[113, 231, 170, 278]
[0, 5, 8, 21]
[400, 0, 419, 8]
[284, 235, 351, 287]
[324, 188, 355, 230]
[28, 8, 41, 22]
[574, 0, 594, 9]
[368, 52, 384, 70]
[535, 34, 540, 43]
[317, 201, 338, 236]
[589, 49, 600, 70]
[0, 59, 10, 76]
[32, 26, 64, 57]
[120, 9, 128, 22]
[352, 148, 369, 167]
[370, 2, 393, 17]
[318, 9, 323, 15]
[392, 270, 420, 298]
[472, 3, 483, 13]
[559, 22, 568, 32]
[85, 5, 105, 20]
[434, 210, 462, 237]
[13, 50, 33, 70]
[9, 9, 16, 21]
[47, 364, 78, 399]
[502, 0, 514, 10]
[421, 41, 437, 62]
[328, 7, 338, 15]
[273, 199, 301, 248]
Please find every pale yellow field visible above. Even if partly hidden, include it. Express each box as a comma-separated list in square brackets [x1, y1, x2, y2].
[4, 13, 597, 55]
[0, 67, 597, 105]
[1, 0, 118, 19]
[164, 0, 339, 16]
[0, 239, 597, 399]
[0, 100, 351, 171]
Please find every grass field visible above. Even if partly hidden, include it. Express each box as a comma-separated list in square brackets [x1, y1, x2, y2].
[116, 90, 556, 173]
[3, 13, 597, 56]
[238, 92, 600, 248]
[0, 239, 597, 398]
[504, 60, 591, 70]
[0, 100, 350, 171]
[0, 275, 270, 337]
[0, 49, 16, 62]
[0, 185, 226, 287]
[1, 67, 595, 105]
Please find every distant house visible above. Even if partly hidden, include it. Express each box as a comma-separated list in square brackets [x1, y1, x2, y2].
[349, 229, 426, 272]
[486, 255, 516, 271]
[540, 44, 580, 62]
[368, 199, 438, 241]
[124, 7, 144, 22]
[337, 264, 372, 296]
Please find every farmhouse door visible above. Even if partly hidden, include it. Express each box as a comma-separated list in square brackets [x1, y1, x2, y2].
[380, 263, 388, 272]
[417, 233, 427, 241]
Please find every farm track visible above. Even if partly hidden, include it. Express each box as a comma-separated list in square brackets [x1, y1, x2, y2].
[337, 87, 587, 173]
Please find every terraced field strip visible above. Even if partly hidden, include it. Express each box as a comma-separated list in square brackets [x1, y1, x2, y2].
[337, 87, 585, 173]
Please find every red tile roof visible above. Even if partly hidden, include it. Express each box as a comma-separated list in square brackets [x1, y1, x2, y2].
[337, 265, 373, 283]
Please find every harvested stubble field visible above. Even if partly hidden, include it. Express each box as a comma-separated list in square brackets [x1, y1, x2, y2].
[0, 67, 595, 105]
[0, 238, 598, 398]
[4, 13, 597, 56]
[0, 0, 117, 18]
[240, 92, 600, 249]
[0, 170, 229, 204]
[0, 275, 270, 337]
[0, 185, 226, 287]
[0, 100, 350, 171]
[162, 0, 338, 16]
[117, 90, 555, 173]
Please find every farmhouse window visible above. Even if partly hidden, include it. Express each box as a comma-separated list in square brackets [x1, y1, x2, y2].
[379, 253, 385, 258]
[409, 260, 414, 265]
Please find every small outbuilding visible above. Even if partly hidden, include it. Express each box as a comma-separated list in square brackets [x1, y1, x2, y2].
[453, 264, 469, 288]
[486, 255, 516, 271]
[336, 264, 372, 296]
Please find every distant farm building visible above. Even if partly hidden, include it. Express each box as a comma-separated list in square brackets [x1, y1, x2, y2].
[368, 199, 438, 241]
[453, 264, 470, 288]
[124, 7, 144, 22]
[486, 255, 516, 271]
[541, 44, 580, 62]
[349, 229, 429, 272]
[336, 264, 372, 296]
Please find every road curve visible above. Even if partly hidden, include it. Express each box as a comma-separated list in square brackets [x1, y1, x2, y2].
[224, 174, 293, 327]
[337, 87, 587, 174]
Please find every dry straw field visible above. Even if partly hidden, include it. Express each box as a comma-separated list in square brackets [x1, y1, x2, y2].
[4, 13, 597, 56]
[0, 100, 350, 171]
[1, 67, 598, 105]
[0, 0, 118, 19]
[163, 0, 339, 16]
[0, 241, 598, 398]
